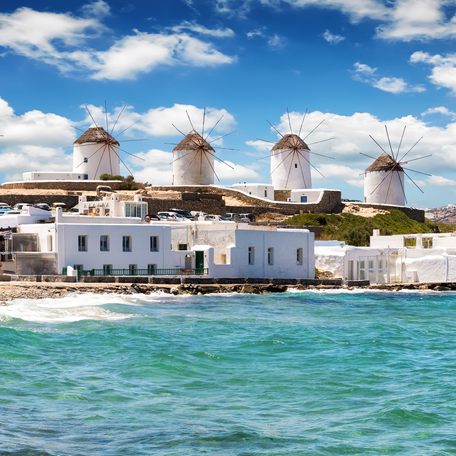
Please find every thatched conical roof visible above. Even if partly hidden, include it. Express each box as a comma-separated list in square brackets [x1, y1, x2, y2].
[74, 126, 119, 145]
[173, 130, 214, 152]
[272, 133, 310, 151]
[366, 153, 403, 173]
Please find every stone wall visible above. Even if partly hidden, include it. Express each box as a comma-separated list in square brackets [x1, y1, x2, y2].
[1, 180, 125, 191]
[346, 203, 425, 223]
[0, 194, 98, 208]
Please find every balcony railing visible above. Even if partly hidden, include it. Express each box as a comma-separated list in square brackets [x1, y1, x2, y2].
[74, 268, 208, 277]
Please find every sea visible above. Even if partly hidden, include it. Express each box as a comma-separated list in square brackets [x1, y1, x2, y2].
[0, 290, 455, 455]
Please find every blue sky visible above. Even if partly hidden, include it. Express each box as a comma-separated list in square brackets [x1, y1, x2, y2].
[1, 0, 456, 208]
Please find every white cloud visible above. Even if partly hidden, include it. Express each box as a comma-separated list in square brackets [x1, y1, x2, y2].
[0, 97, 75, 146]
[246, 27, 286, 49]
[81, 0, 111, 17]
[0, 4, 235, 80]
[170, 21, 235, 38]
[421, 106, 456, 120]
[353, 61, 425, 94]
[427, 175, 456, 186]
[411, 51, 456, 95]
[322, 29, 345, 44]
[259, 110, 456, 187]
[377, 0, 456, 41]
[87, 32, 235, 80]
[82, 103, 236, 138]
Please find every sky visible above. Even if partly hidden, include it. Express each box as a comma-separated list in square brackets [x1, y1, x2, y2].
[0, 0, 456, 208]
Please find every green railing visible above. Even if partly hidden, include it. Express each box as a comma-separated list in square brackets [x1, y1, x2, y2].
[76, 268, 208, 277]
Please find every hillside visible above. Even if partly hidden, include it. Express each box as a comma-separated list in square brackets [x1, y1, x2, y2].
[286, 209, 455, 246]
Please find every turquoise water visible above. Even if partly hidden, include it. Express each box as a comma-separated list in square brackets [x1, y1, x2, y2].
[1, 290, 456, 455]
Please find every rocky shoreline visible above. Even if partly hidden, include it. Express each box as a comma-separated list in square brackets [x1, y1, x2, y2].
[1, 280, 455, 304]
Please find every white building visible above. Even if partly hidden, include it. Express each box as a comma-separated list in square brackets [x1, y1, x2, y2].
[271, 134, 312, 190]
[231, 183, 274, 200]
[364, 153, 405, 206]
[172, 131, 215, 185]
[0, 196, 315, 280]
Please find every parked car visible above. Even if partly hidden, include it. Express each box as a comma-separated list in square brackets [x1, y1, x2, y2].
[34, 203, 51, 211]
[0, 202, 10, 208]
[157, 211, 190, 221]
[0, 205, 12, 215]
[13, 203, 32, 211]
[169, 208, 194, 219]
[204, 214, 231, 222]
[239, 213, 255, 222]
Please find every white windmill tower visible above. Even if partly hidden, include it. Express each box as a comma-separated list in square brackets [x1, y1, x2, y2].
[362, 125, 430, 206]
[171, 109, 235, 186]
[73, 105, 144, 180]
[262, 110, 334, 190]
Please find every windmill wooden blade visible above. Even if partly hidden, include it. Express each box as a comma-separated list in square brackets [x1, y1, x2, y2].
[403, 169, 424, 193]
[402, 166, 431, 177]
[284, 151, 296, 188]
[297, 155, 309, 187]
[298, 109, 308, 137]
[208, 131, 234, 145]
[270, 150, 294, 175]
[205, 149, 235, 169]
[204, 114, 224, 140]
[398, 136, 423, 163]
[369, 134, 389, 155]
[111, 147, 135, 177]
[255, 138, 275, 144]
[201, 107, 206, 139]
[400, 154, 431, 165]
[94, 147, 107, 180]
[398, 171, 408, 204]
[385, 125, 394, 159]
[308, 150, 335, 160]
[299, 151, 325, 178]
[370, 168, 394, 195]
[110, 104, 127, 135]
[307, 137, 335, 146]
[171, 150, 193, 164]
[385, 169, 395, 204]
[172, 123, 188, 137]
[85, 105, 101, 130]
[104, 100, 109, 133]
[186, 110, 196, 132]
[117, 145, 145, 161]
[267, 120, 284, 138]
[287, 107, 293, 134]
[303, 119, 325, 141]
[396, 125, 406, 160]
[360, 151, 381, 161]
[203, 151, 221, 183]
[74, 143, 107, 169]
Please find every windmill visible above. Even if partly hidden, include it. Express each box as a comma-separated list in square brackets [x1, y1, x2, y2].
[362, 125, 431, 206]
[170, 108, 237, 185]
[73, 103, 144, 180]
[258, 109, 334, 190]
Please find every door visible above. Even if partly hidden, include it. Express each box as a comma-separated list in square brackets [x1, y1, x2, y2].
[195, 251, 205, 274]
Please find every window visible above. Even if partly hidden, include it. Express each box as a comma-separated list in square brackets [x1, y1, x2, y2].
[422, 237, 433, 249]
[147, 264, 157, 275]
[296, 248, 303, 265]
[122, 236, 132, 252]
[103, 264, 112, 275]
[404, 237, 417, 248]
[125, 203, 147, 218]
[248, 246, 255, 265]
[150, 236, 159, 252]
[100, 235, 109, 252]
[359, 260, 366, 280]
[294, 163, 298, 168]
[129, 264, 137, 275]
[267, 247, 274, 265]
[178, 243, 188, 251]
[264, 189, 268, 198]
[78, 235, 87, 252]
